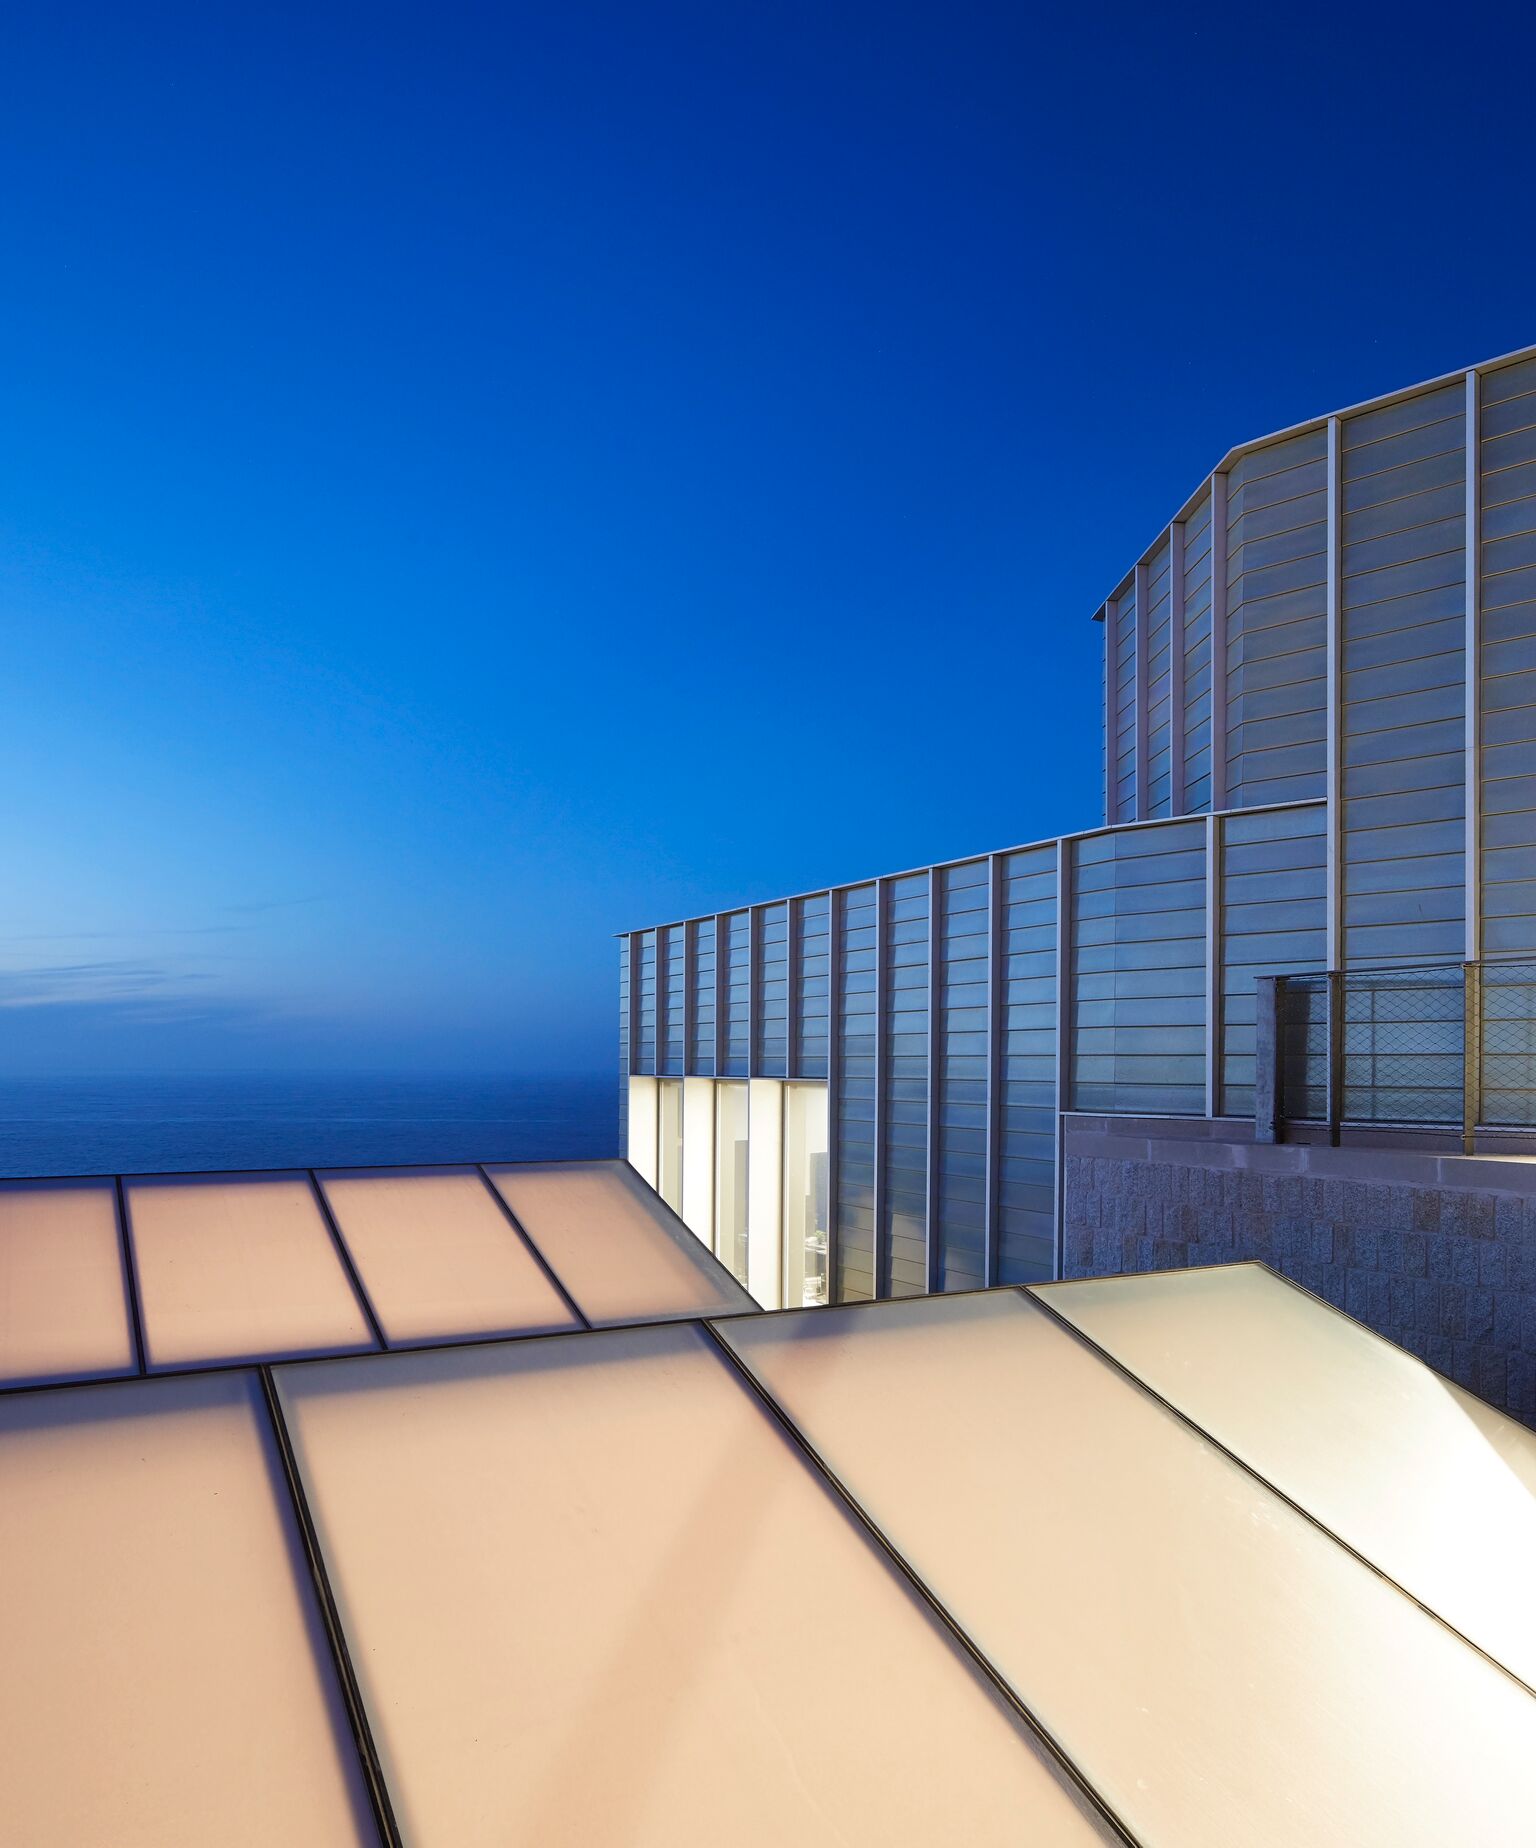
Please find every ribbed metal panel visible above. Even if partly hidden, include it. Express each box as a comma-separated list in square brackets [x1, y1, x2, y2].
[1071, 820, 1207, 1115]
[1219, 804, 1328, 1114]
[617, 935, 631, 1150]
[1182, 491, 1215, 812]
[1224, 428, 1330, 810]
[721, 911, 750, 1076]
[833, 885, 877, 1302]
[793, 893, 831, 1078]
[634, 927, 657, 1075]
[1114, 578, 1138, 819]
[690, 918, 717, 1075]
[932, 860, 989, 1291]
[754, 901, 789, 1076]
[1144, 535, 1175, 817]
[997, 844, 1057, 1282]
[880, 872, 929, 1297]
[660, 924, 686, 1073]
[1340, 380, 1467, 967]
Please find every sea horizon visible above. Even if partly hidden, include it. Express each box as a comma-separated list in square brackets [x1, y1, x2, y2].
[0, 1071, 620, 1179]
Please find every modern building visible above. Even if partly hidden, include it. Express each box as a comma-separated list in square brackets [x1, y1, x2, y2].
[619, 341, 1536, 1419]
[4, 1157, 1536, 1844]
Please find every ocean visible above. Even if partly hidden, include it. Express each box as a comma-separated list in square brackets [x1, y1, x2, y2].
[0, 1073, 620, 1178]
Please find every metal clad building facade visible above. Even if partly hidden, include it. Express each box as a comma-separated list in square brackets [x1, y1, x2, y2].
[621, 343, 1536, 1308]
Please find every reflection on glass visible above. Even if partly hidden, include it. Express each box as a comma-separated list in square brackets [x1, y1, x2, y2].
[715, 1082, 749, 1289]
[783, 1085, 830, 1306]
[657, 1080, 684, 1214]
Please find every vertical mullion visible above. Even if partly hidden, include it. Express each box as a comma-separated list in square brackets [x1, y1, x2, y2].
[1169, 521, 1187, 816]
[1325, 414, 1343, 972]
[1052, 840, 1071, 1281]
[1465, 369, 1481, 967]
[1209, 471, 1230, 811]
[983, 853, 1003, 1288]
[1205, 813, 1220, 1117]
[748, 907, 761, 1079]
[1133, 560, 1150, 820]
[873, 878, 888, 1300]
[926, 866, 942, 1293]
[626, 933, 641, 1074]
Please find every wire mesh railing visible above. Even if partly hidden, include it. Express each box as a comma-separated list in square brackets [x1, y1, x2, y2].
[1264, 960, 1536, 1149]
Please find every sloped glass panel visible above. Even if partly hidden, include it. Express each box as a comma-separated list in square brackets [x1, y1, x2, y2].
[318, 1168, 579, 1346]
[484, 1159, 754, 1325]
[0, 1180, 135, 1386]
[275, 1324, 1114, 1848]
[1036, 1262, 1536, 1691]
[126, 1172, 376, 1369]
[0, 1370, 376, 1845]
[718, 1290, 1536, 1848]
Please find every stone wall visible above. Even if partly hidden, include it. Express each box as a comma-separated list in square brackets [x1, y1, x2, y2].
[1062, 1116, 1536, 1426]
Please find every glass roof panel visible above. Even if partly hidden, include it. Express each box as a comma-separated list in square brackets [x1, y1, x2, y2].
[317, 1167, 579, 1345]
[718, 1290, 1536, 1848]
[0, 1370, 377, 1846]
[126, 1173, 377, 1369]
[274, 1324, 1116, 1847]
[1035, 1262, 1536, 1691]
[0, 1180, 135, 1387]
[483, 1160, 756, 1325]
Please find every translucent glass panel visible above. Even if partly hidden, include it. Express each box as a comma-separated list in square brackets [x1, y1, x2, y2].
[318, 1168, 578, 1346]
[0, 1370, 376, 1846]
[783, 1083, 830, 1307]
[754, 901, 788, 1076]
[721, 911, 750, 1076]
[1036, 1263, 1536, 1692]
[1182, 490, 1215, 812]
[834, 884, 877, 1301]
[486, 1159, 754, 1324]
[656, 1080, 684, 1213]
[1481, 356, 1536, 968]
[881, 874, 929, 1296]
[635, 929, 657, 1074]
[1341, 381, 1466, 966]
[689, 918, 717, 1074]
[720, 1291, 1536, 1848]
[1219, 804, 1327, 1114]
[0, 1180, 135, 1387]
[125, 1173, 377, 1370]
[934, 860, 989, 1291]
[1144, 534, 1174, 816]
[1224, 427, 1329, 808]
[998, 845, 1057, 1281]
[793, 892, 830, 1078]
[1071, 820, 1206, 1115]
[660, 925, 686, 1074]
[1111, 578, 1137, 820]
[274, 1324, 1113, 1848]
[714, 1082, 749, 1288]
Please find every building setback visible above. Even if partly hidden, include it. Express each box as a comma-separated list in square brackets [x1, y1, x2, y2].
[619, 342, 1536, 1421]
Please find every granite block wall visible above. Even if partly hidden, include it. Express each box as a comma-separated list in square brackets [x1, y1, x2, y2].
[1063, 1142, 1536, 1426]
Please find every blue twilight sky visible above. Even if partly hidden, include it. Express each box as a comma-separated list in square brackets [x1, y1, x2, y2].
[3, 2, 1535, 1076]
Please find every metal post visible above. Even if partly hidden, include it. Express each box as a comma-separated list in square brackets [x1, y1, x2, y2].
[1465, 370, 1482, 967]
[926, 866, 942, 1293]
[1204, 812, 1220, 1117]
[1324, 415, 1344, 973]
[825, 893, 842, 1301]
[1169, 520, 1187, 816]
[1327, 968, 1345, 1147]
[1133, 560, 1150, 821]
[872, 878, 888, 1299]
[1052, 841, 1071, 1281]
[1463, 960, 1482, 1157]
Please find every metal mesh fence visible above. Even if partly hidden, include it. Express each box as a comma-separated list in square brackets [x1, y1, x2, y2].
[1482, 960, 1536, 1128]
[1274, 960, 1536, 1133]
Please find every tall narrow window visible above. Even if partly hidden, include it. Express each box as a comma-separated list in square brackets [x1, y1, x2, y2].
[715, 1082, 749, 1288]
[783, 1085, 830, 1307]
[657, 1080, 684, 1214]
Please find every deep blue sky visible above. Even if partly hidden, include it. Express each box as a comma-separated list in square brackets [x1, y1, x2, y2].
[3, 2, 1534, 1075]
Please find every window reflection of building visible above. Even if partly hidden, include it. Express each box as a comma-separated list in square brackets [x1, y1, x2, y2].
[715, 1082, 749, 1289]
[783, 1084, 829, 1307]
